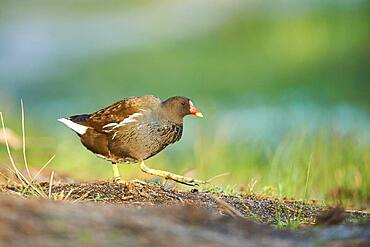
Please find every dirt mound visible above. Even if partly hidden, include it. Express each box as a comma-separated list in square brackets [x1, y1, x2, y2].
[0, 192, 369, 247]
[5, 181, 368, 226]
[52, 182, 370, 225]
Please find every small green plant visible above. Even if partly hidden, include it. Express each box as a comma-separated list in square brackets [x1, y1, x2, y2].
[275, 202, 305, 229]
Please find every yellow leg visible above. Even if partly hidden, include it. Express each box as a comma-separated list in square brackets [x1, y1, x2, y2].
[139, 161, 206, 186]
[111, 163, 122, 182]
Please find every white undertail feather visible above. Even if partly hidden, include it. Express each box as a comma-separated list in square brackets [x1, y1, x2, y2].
[58, 118, 88, 135]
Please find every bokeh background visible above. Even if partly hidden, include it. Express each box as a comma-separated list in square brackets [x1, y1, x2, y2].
[0, 0, 369, 208]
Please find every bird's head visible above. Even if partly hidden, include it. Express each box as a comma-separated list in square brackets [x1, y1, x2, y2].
[162, 96, 203, 123]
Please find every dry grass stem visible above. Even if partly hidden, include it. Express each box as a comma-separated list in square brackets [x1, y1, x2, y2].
[206, 172, 230, 183]
[48, 171, 54, 199]
[21, 99, 31, 179]
[210, 194, 245, 218]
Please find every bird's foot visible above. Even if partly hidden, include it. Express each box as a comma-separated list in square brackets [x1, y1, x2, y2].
[112, 176, 126, 184]
[139, 161, 207, 186]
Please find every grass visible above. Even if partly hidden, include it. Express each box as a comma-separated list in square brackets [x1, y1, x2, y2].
[275, 203, 305, 230]
[0, 103, 368, 232]
[1, 106, 368, 209]
[0, 102, 56, 199]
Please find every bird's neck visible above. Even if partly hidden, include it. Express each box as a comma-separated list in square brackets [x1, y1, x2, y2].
[160, 103, 184, 125]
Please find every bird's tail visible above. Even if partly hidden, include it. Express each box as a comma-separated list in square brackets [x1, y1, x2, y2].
[58, 114, 91, 135]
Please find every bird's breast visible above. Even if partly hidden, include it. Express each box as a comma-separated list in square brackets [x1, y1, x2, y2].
[134, 121, 183, 159]
[106, 119, 183, 162]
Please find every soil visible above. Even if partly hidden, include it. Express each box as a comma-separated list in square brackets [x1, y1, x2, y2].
[1, 181, 369, 247]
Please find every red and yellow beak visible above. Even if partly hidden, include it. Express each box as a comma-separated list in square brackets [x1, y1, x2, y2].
[189, 101, 204, 118]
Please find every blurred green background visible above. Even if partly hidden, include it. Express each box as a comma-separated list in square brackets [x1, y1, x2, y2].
[0, 0, 369, 208]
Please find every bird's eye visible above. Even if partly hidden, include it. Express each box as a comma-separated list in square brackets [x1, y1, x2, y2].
[181, 102, 186, 106]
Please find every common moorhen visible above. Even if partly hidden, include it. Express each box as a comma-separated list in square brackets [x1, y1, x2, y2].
[58, 95, 204, 186]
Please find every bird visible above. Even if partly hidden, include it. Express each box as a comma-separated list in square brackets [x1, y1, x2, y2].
[58, 95, 205, 186]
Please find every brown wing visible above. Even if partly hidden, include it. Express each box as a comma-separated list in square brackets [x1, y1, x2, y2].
[74, 95, 161, 133]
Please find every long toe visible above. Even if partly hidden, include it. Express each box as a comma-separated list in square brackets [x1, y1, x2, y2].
[171, 177, 207, 186]
[139, 161, 207, 187]
[131, 179, 148, 185]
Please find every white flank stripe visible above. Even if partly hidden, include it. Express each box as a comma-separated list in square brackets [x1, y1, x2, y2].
[103, 123, 118, 128]
[102, 110, 145, 134]
[120, 112, 143, 125]
[58, 118, 88, 135]
[111, 112, 144, 129]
